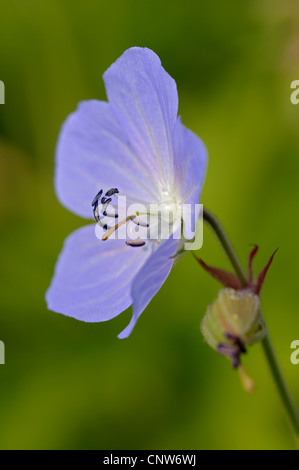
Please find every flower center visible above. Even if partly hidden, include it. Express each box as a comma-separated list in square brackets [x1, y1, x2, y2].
[157, 191, 181, 224]
[92, 187, 182, 244]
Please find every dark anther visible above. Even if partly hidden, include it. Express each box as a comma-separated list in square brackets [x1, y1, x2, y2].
[218, 341, 242, 368]
[225, 332, 234, 340]
[105, 188, 119, 197]
[101, 196, 113, 205]
[234, 337, 247, 354]
[93, 205, 101, 222]
[91, 189, 103, 207]
[225, 333, 247, 354]
[103, 224, 108, 230]
[102, 197, 112, 216]
[125, 240, 146, 247]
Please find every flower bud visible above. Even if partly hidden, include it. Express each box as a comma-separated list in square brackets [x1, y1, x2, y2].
[201, 288, 267, 391]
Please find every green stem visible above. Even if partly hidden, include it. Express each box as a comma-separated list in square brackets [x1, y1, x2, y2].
[202, 209, 248, 287]
[262, 335, 299, 441]
[202, 207, 299, 446]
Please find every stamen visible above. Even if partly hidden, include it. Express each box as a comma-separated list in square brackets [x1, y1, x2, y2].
[105, 211, 118, 218]
[126, 240, 146, 247]
[131, 217, 149, 228]
[226, 333, 247, 354]
[105, 188, 119, 197]
[97, 218, 112, 230]
[93, 204, 101, 222]
[101, 197, 112, 216]
[102, 205, 118, 218]
[102, 215, 135, 241]
[91, 189, 103, 207]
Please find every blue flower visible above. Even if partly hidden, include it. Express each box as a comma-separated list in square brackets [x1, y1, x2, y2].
[46, 47, 207, 338]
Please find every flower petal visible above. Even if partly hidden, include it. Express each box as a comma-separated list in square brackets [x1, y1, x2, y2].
[173, 116, 207, 206]
[46, 225, 150, 322]
[173, 117, 207, 236]
[103, 47, 178, 193]
[118, 238, 179, 338]
[55, 100, 156, 219]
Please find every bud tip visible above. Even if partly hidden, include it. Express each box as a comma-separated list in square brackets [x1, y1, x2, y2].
[238, 364, 255, 394]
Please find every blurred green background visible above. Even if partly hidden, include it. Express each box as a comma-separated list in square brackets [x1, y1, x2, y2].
[0, 0, 298, 450]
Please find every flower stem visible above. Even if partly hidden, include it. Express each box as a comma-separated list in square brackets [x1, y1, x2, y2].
[202, 207, 299, 446]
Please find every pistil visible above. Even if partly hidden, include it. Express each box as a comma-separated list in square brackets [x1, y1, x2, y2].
[102, 215, 136, 241]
